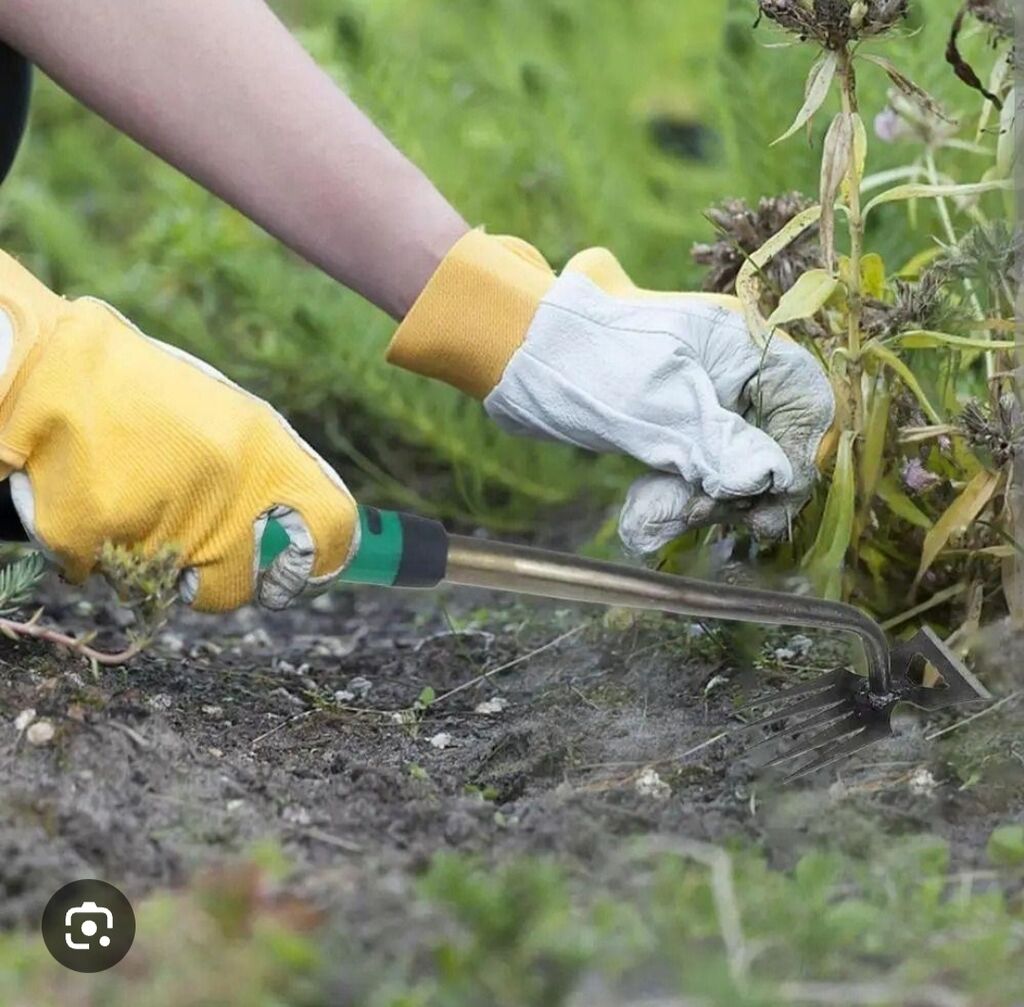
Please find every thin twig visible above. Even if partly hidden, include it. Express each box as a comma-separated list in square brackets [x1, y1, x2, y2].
[926, 690, 1022, 740]
[432, 624, 585, 707]
[250, 709, 315, 747]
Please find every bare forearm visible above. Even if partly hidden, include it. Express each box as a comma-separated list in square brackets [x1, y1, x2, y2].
[0, 0, 467, 317]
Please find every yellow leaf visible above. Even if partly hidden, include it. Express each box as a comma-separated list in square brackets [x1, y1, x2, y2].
[863, 178, 1013, 219]
[891, 330, 1020, 352]
[736, 205, 823, 347]
[841, 113, 867, 204]
[859, 253, 886, 300]
[767, 269, 839, 328]
[915, 470, 1001, 585]
[772, 51, 839, 146]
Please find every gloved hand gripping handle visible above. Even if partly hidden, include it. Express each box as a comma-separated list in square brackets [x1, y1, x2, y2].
[261, 505, 449, 588]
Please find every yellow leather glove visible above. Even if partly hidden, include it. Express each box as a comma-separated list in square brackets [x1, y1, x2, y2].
[389, 229, 836, 551]
[0, 251, 358, 612]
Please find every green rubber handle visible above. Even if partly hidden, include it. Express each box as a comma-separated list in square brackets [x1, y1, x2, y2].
[259, 504, 448, 589]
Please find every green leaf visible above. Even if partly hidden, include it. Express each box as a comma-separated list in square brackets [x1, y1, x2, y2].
[863, 178, 1014, 219]
[859, 382, 891, 502]
[766, 269, 838, 327]
[772, 51, 838, 146]
[878, 475, 933, 530]
[863, 342, 943, 425]
[802, 431, 857, 600]
[889, 330, 1020, 352]
[915, 469, 1001, 585]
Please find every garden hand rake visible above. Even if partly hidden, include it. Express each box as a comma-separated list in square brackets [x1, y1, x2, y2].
[0, 494, 990, 781]
[260, 506, 990, 781]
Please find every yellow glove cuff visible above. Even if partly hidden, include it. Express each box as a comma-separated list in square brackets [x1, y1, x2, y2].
[386, 229, 555, 399]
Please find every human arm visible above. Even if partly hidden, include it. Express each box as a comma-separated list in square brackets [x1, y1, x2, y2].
[0, 0, 468, 319]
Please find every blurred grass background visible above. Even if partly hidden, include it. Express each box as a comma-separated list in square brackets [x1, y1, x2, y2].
[0, 0, 987, 535]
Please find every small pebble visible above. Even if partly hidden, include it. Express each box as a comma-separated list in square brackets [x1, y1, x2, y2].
[202, 705, 224, 719]
[333, 690, 356, 704]
[474, 697, 508, 715]
[14, 708, 36, 732]
[429, 732, 453, 750]
[282, 804, 312, 826]
[909, 767, 938, 796]
[208, 747, 224, 758]
[158, 633, 185, 655]
[26, 720, 55, 746]
[310, 592, 336, 613]
[148, 693, 173, 712]
[241, 628, 274, 649]
[635, 767, 671, 800]
[347, 676, 373, 697]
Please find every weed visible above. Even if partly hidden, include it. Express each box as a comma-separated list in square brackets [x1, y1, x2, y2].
[673, 0, 1018, 633]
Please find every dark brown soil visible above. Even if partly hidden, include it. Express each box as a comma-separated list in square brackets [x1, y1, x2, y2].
[1, 572, 1021, 932]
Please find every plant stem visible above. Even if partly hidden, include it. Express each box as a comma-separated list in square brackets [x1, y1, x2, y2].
[0, 617, 148, 666]
[838, 48, 865, 432]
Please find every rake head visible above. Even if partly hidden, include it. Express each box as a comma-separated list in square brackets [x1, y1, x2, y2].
[734, 627, 992, 783]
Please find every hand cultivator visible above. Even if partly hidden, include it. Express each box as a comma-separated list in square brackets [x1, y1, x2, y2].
[262, 506, 991, 782]
[0, 497, 990, 782]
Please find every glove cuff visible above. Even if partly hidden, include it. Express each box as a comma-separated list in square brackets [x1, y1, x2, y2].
[386, 229, 555, 399]
[0, 251, 63, 408]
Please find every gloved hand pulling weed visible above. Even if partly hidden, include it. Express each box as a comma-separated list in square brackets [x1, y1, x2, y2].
[388, 230, 837, 555]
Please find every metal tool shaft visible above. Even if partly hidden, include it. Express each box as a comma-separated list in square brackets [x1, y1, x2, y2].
[445, 536, 893, 695]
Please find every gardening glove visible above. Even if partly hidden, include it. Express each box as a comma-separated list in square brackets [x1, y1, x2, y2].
[387, 229, 836, 555]
[0, 250, 358, 612]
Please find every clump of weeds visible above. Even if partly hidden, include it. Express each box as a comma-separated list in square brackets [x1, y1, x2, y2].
[668, 0, 1019, 648]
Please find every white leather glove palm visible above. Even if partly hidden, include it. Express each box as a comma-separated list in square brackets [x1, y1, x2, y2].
[483, 249, 836, 554]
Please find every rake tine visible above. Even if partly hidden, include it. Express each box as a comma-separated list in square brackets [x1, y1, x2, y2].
[735, 686, 849, 733]
[742, 701, 857, 756]
[781, 721, 893, 783]
[757, 714, 866, 769]
[734, 668, 849, 714]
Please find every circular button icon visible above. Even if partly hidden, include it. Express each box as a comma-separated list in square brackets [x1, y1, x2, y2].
[41, 880, 135, 972]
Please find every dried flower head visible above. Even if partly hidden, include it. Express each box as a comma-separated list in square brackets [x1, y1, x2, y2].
[862, 269, 969, 339]
[967, 0, 1015, 38]
[758, 0, 909, 50]
[692, 192, 822, 297]
[960, 399, 1020, 468]
[935, 222, 1024, 304]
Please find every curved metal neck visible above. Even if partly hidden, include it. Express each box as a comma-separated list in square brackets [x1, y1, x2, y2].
[444, 536, 892, 695]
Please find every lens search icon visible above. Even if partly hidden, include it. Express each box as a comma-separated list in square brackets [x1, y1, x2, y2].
[42, 880, 135, 972]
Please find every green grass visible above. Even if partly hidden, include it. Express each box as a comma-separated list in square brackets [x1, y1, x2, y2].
[2, 830, 1021, 1006]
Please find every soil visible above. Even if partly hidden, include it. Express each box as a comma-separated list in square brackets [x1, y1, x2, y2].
[1, 571, 1021, 936]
